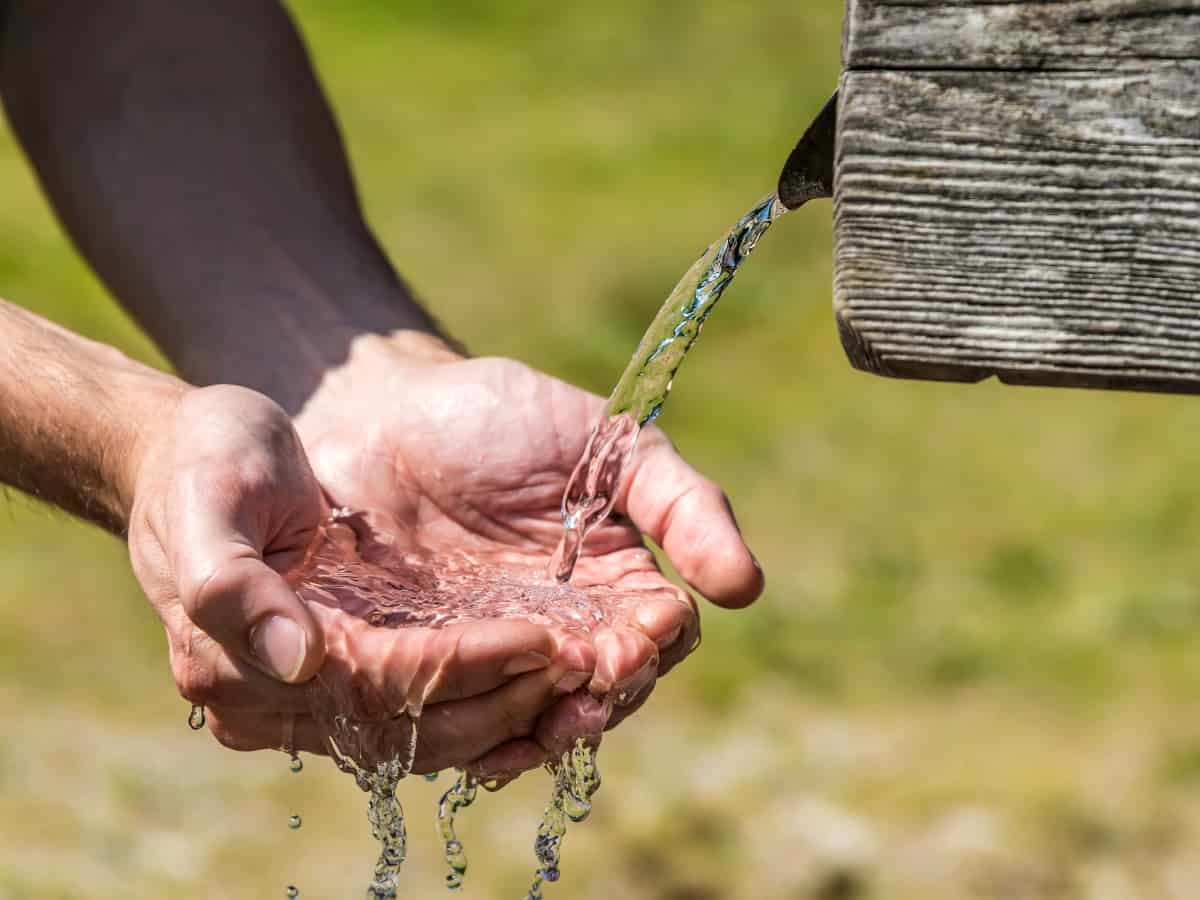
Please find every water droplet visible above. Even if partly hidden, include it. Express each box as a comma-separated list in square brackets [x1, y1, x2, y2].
[288, 815, 302, 830]
[286, 887, 299, 899]
[187, 704, 206, 730]
[289, 754, 303, 773]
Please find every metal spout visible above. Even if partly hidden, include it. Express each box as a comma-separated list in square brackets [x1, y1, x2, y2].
[777, 91, 838, 210]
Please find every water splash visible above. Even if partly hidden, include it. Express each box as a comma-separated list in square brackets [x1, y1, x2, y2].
[436, 770, 479, 890]
[322, 718, 418, 900]
[526, 739, 604, 900]
[553, 192, 786, 582]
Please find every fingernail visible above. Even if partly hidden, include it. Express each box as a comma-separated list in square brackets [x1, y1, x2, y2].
[553, 670, 591, 695]
[502, 652, 551, 677]
[250, 616, 307, 682]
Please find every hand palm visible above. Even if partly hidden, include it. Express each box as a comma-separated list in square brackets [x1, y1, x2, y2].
[314, 359, 651, 572]
[296, 348, 760, 767]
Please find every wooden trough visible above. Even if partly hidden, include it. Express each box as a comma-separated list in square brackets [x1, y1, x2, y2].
[833, 0, 1200, 393]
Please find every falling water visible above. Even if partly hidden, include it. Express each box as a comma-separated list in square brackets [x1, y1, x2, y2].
[187, 704, 206, 730]
[526, 739, 604, 900]
[436, 770, 479, 890]
[552, 192, 786, 583]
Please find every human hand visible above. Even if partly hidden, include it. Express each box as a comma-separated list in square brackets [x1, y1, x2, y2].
[126, 384, 594, 772]
[295, 333, 764, 775]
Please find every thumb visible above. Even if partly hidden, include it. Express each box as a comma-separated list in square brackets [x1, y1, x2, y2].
[617, 429, 763, 609]
[175, 508, 326, 684]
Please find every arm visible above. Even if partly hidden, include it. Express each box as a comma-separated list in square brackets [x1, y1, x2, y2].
[0, 298, 181, 534]
[0, 0, 445, 413]
[0, 294, 331, 680]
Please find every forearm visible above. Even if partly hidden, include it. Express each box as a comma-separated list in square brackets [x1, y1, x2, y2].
[0, 298, 183, 533]
[0, 0, 443, 413]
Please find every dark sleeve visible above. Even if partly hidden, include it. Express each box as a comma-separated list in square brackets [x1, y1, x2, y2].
[0, 0, 443, 410]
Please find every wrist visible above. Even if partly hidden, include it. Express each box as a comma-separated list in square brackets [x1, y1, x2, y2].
[354, 329, 465, 365]
[159, 261, 459, 412]
[293, 328, 463, 443]
[112, 363, 189, 524]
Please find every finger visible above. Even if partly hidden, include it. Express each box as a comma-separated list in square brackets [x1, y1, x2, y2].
[617, 430, 763, 608]
[209, 709, 427, 767]
[207, 658, 576, 765]
[412, 665, 584, 773]
[168, 625, 314, 713]
[534, 692, 611, 757]
[610, 574, 700, 676]
[467, 739, 548, 779]
[427, 622, 592, 703]
[315, 614, 595, 717]
[180, 553, 324, 684]
[589, 625, 658, 701]
[204, 708, 327, 754]
[170, 475, 325, 684]
[657, 610, 701, 676]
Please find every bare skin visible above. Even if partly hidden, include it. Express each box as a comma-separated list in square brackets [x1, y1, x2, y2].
[0, 305, 602, 771]
[128, 380, 604, 773]
[0, 0, 765, 774]
[0, 300, 759, 774]
[291, 334, 762, 773]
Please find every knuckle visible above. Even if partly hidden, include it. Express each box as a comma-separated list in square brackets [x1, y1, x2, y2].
[698, 477, 727, 507]
[179, 560, 254, 634]
[178, 563, 223, 623]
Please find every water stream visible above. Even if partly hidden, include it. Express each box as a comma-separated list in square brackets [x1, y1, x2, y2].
[551, 192, 786, 582]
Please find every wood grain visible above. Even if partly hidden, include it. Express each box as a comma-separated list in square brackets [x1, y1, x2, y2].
[834, 66, 1200, 392]
[845, 0, 1200, 70]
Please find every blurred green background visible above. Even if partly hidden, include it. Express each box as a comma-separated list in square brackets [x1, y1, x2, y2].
[4, 2, 1200, 898]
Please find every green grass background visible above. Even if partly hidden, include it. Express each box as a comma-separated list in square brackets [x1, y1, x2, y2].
[4, 2, 1200, 898]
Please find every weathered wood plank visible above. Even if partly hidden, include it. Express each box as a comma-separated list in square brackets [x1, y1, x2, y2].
[834, 65, 1200, 392]
[845, 0, 1200, 70]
